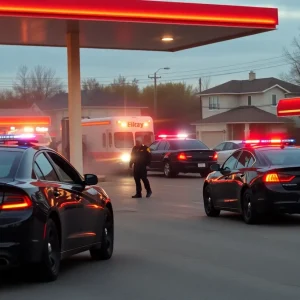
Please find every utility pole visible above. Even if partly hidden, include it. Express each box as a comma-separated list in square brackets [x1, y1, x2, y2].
[148, 73, 161, 119]
[199, 78, 202, 120]
[148, 67, 170, 120]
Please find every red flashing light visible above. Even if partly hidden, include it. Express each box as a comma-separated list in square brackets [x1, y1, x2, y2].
[158, 134, 188, 139]
[243, 138, 295, 146]
[263, 173, 295, 183]
[178, 153, 187, 160]
[0, 194, 32, 210]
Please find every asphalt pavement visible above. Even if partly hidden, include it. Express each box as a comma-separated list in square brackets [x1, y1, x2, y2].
[1, 173, 300, 299]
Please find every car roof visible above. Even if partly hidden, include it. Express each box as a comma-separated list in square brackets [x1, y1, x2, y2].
[0, 144, 48, 151]
[253, 145, 299, 150]
[156, 138, 197, 142]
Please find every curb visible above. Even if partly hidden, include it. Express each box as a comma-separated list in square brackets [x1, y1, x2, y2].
[97, 175, 106, 182]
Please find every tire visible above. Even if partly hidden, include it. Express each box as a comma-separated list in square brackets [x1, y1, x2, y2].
[203, 185, 220, 217]
[242, 189, 259, 224]
[37, 219, 61, 282]
[90, 207, 114, 260]
[163, 162, 178, 178]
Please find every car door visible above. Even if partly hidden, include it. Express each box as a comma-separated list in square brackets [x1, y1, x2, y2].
[213, 142, 226, 164]
[33, 152, 83, 252]
[46, 151, 105, 248]
[211, 150, 242, 209]
[148, 141, 159, 170]
[150, 141, 167, 169]
[230, 150, 256, 210]
[155, 141, 169, 170]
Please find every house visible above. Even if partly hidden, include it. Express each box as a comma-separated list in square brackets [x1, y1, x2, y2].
[33, 90, 147, 138]
[191, 72, 300, 148]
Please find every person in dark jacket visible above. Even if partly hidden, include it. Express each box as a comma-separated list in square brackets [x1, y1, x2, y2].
[129, 137, 152, 198]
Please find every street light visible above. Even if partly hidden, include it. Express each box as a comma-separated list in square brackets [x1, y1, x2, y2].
[148, 67, 170, 119]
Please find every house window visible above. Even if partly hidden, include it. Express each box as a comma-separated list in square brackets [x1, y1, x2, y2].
[209, 96, 220, 110]
[247, 96, 252, 106]
[272, 94, 277, 106]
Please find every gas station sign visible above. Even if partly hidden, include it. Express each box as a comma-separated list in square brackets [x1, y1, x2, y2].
[277, 98, 300, 117]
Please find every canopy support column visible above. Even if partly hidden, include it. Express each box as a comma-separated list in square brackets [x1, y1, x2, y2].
[67, 30, 83, 174]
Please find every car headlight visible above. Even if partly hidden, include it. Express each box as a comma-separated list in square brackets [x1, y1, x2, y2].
[120, 153, 130, 162]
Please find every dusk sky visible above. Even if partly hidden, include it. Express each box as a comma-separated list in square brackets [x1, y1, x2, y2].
[0, 0, 299, 90]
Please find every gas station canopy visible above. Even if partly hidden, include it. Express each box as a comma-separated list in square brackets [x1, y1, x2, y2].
[0, 0, 279, 173]
[277, 98, 300, 117]
[0, 0, 278, 51]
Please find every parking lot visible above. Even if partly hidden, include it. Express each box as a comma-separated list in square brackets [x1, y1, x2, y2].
[1, 173, 300, 299]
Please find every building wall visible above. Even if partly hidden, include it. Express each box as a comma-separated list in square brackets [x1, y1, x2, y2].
[44, 107, 142, 139]
[202, 86, 287, 119]
[202, 95, 239, 118]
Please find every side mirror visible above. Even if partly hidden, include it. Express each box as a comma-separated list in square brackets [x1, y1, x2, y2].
[221, 167, 231, 175]
[84, 174, 98, 185]
[210, 163, 221, 172]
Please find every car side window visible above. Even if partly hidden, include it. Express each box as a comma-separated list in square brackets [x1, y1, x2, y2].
[157, 141, 167, 150]
[35, 153, 59, 182]
[222, 151, 241, 170]
[47, 152, 82, 184]
[214, 142, 225, 151]
[34, 162, 45, 180]
[149, 141, 159, 151]
[236, 151, 256, 169]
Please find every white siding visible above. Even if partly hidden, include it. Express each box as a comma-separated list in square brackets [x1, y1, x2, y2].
[202, 95, 239, 119]
[239, 87, 286, 115]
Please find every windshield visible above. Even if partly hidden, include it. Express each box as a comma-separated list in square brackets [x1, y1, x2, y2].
[170, 140, 209, 150]
[135, 132, 154, 146]
[0, 150, 23, 178]
[262, 149, 300, 166]
[114, 132, 134, 148]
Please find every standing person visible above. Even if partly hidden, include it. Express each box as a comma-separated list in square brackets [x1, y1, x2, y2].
[129, 137, 152, 198]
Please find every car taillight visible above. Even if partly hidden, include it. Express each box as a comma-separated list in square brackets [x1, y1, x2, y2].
[213, 153, 218, 160]
[263, 173, 295, 183]
[0, 193, 32, 210]
[178, 153, 187, 160]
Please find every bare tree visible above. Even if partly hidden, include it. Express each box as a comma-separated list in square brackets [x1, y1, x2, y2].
[201, 76, 211, 91]
[282, 34, 300, 85]
[13, 65, 64, 103]
[82, 78, 102, 91]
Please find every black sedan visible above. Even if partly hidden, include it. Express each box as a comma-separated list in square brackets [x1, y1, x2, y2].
[148, 136, 217, 177]
[203, 142, 300, 224]
[0, 136, 114, 281]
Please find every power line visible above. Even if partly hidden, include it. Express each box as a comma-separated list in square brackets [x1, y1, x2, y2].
[0, 53, 295, 83]
[0, 58, 296, 90]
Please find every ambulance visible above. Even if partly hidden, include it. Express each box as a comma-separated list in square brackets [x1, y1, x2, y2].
[0, 116, 52, 147]
[82, 116, 154, 166]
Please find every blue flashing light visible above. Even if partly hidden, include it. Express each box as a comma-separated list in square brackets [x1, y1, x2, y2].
[0, 134, 38, 145]
[241, 138, 296, 145]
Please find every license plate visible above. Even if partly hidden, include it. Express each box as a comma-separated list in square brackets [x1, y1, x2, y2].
[198, 163, 206, 168]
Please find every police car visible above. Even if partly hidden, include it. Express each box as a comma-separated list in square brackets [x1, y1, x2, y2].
[0, 134, 114, 281]
[204, 138, 300, 224]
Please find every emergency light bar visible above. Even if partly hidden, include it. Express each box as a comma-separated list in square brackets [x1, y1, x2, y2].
[242, 138, 296, 145]
[158, 134, 188, 139]
[0, 134, 38, 144]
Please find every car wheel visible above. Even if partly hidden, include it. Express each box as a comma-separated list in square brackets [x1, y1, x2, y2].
[242, 189, 258, 224]
[37, 219, 61, 282]
[164, 162, 178, 178]
[90, 207, 114, 260]
[203, 186, 220, 217]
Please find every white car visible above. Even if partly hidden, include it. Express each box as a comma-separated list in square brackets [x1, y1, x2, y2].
[213, 140, 245, 164]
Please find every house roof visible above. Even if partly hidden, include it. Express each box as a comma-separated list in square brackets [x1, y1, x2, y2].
[192, 106, 292, 124]
[199, 77, 300, 95]
[0, 108, 42, 116]
[36, 91, 146, 110]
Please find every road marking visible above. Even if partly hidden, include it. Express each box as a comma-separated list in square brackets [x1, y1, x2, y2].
[163, 185, 202, 189]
